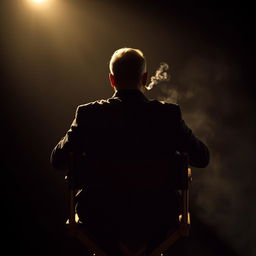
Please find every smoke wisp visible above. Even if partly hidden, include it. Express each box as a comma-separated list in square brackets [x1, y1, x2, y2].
[150, 56, 255, 256]
[146, 62, 170, 90]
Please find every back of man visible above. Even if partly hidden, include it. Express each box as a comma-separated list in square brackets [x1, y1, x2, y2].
[50, 48, 209, 255]
[72, 90, 182, 188]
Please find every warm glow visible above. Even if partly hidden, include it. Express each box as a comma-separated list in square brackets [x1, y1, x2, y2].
[27, 0, 52, 10]
[32, 0, 46, 3]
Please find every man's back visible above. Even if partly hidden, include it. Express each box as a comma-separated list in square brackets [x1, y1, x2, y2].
[70, 89, 183, 189]
[55, 88, 208, 186]
[51, 89, 209, 254]
[73, 90, 180, 158]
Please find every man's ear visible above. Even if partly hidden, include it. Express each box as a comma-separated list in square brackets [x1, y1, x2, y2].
[142, 72, 148, 86]
[109, 73, 116, 88]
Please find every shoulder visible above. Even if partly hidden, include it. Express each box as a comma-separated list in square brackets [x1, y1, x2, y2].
[75, 98, 120, 115]
[78, 99, 108, 109]
[147, 99, 182, 121]
[149, 99, 181, 111]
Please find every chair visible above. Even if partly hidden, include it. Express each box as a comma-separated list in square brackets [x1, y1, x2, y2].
[65, 152, 192, 256]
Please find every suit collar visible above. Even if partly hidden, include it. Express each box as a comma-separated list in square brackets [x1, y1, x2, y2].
[112, 89, 148, 102]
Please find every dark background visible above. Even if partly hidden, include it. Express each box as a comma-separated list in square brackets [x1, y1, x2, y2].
[2, 1, 255, 255]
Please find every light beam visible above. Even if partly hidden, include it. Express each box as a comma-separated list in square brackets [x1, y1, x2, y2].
[32, 0, 47, 3]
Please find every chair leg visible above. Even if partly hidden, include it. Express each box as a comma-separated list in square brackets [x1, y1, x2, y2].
[120, 242, 147, 256]
[66, 223, 108, 256]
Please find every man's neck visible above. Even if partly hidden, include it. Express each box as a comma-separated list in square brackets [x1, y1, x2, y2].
[114, 85, 144, 93]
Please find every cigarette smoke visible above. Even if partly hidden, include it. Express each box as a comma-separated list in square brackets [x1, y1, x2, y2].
[146, 62, 170, 90]
[149, 56, 255, 256]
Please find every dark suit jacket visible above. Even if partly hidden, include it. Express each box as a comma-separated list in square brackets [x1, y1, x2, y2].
[50, 89, 209, 249]
[51, 89, 209, 170]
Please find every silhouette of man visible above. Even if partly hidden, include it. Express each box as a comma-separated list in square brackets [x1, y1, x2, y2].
[50, 48, 209, 255]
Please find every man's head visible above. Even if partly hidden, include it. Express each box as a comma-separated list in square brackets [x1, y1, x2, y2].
[109, 47, 147, 91]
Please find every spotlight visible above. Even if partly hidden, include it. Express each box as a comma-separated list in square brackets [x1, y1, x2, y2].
[32, 0, 47, 3]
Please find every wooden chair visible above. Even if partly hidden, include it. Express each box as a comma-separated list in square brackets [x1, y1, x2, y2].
[65, 152, 192, 256]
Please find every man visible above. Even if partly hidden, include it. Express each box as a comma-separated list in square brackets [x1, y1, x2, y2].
[51, 47, 210, 255]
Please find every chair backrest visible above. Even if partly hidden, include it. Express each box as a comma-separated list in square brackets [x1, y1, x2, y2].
[66, 151, 192, 256]
[67, 151, 189, 189]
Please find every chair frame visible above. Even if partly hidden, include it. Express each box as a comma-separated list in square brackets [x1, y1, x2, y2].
[66, 152, 192, 256]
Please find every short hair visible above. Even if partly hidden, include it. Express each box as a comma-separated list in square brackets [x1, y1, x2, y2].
[109, 47, 146, 87]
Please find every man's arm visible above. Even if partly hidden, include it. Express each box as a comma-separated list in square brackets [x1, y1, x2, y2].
[176, 105, 210, 168]
[50, 107, 82, 170]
